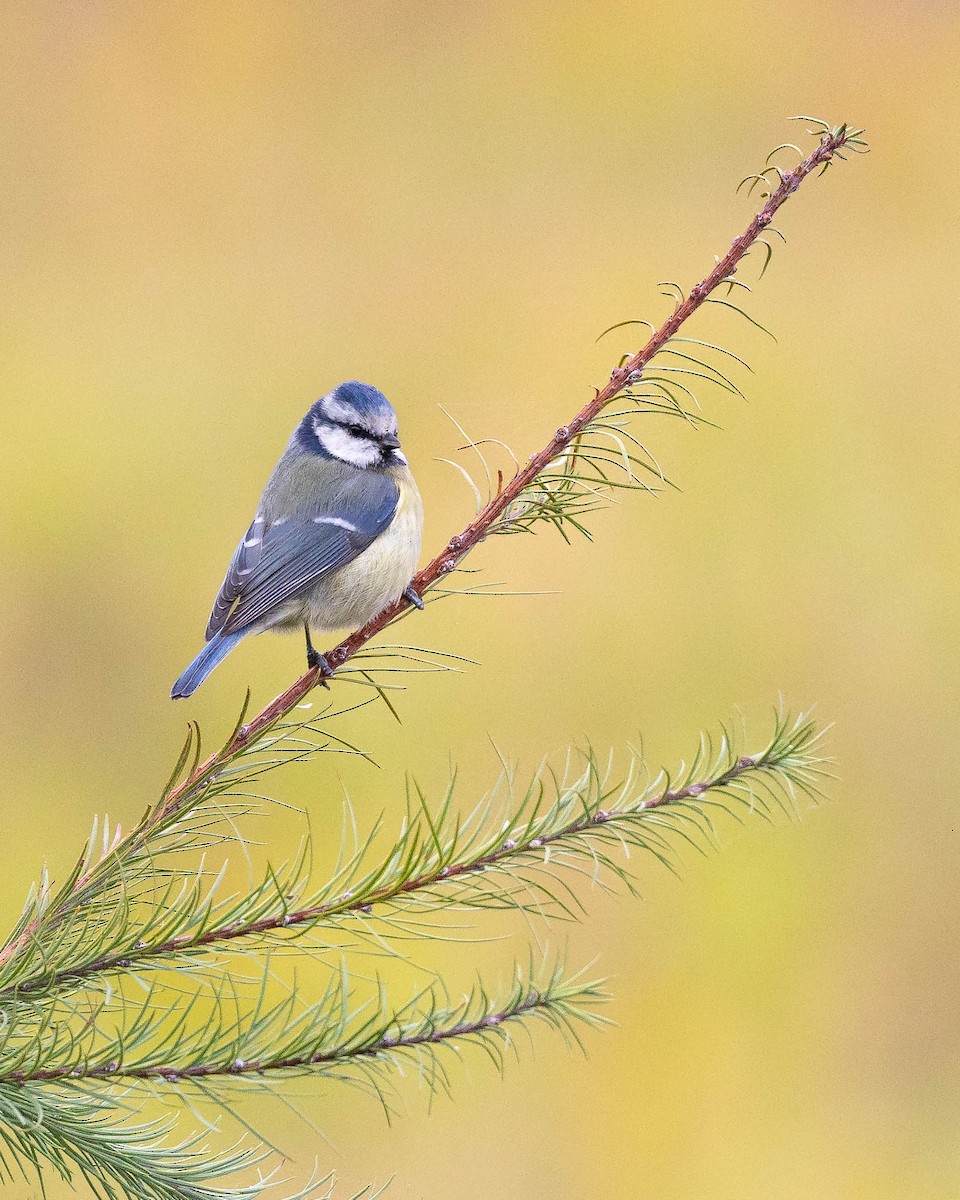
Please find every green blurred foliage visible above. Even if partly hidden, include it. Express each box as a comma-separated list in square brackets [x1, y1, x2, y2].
[0, 2, 957, 1197]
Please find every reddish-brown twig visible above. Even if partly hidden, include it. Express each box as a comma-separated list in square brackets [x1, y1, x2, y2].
[174, 125, 849, 786]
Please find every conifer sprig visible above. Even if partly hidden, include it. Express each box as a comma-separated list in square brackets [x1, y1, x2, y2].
[0, 711, 826, 1000]
[4, 962, 607, 1088]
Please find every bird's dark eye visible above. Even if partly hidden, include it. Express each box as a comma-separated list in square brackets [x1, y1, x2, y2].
[346, 423, 367, 438]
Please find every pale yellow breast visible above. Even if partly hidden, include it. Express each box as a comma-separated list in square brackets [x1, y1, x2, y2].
[305, 467, 424, 632]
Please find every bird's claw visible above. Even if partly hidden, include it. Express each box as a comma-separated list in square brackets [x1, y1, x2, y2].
[404, 585, 425, 611]
[306, 648, 333, 687]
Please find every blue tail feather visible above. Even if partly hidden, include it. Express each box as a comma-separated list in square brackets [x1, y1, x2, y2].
[171, 631, 245, 699]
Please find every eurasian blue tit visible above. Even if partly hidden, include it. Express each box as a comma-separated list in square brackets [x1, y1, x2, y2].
[171, 381, 423, 699]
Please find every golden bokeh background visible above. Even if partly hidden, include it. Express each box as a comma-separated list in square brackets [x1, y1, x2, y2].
[1, 2, 957, 1197]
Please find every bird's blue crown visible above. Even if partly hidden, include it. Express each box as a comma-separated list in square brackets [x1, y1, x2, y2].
[295, 381, 397, 458]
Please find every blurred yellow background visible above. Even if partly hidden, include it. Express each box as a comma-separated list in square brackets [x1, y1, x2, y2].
[1, 2, 957, 1197]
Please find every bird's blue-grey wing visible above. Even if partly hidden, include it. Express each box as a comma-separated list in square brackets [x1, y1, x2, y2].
[205, 516, 268, 640]
[204, 477, 399, 640]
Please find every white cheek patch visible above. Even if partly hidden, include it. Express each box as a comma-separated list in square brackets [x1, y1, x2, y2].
[315, 421, 381, 468]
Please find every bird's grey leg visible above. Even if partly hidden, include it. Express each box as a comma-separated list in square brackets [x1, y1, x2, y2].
[403, 584, 424, 610]
[304, 622, 332, 684]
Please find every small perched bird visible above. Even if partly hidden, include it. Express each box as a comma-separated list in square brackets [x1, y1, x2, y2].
[171, 381, 423, 699]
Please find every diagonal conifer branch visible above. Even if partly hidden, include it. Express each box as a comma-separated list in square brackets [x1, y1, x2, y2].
[167, 122, 862, 784]
[0, 120, 861, 979]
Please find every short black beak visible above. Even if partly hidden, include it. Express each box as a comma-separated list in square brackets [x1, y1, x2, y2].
[381, 432, 401, 449]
